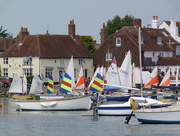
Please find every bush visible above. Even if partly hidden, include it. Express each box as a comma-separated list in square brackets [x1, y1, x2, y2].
[27, 76, 34, 84]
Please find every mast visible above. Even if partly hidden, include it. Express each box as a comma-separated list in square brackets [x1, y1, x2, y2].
[138, 27, 143, 97]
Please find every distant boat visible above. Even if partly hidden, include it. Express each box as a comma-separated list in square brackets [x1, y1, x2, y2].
[9, 74, 34, 99]
[75, 66, 85, 90]
[143, 66, 159, 88]
[12, 56, 92, 111]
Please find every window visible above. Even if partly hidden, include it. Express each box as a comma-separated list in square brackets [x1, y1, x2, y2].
[106, 53, 112, 61]
[159, 52, 163, 57]
[23, 68, 32, 76]
[60, 59, 64, 65]
[45, 69, 53, 78]
[141, 36, 144, 44]
[23, 57, 32, 66]
[79, 59, 83, 65]
[3, 68, 8, 77]
[153, 52, 155, 58]
[116, 38, 121, 46]
[158, 68, 161, 74]
[3, 57, 8, 64]
[157, 36, 162, 45]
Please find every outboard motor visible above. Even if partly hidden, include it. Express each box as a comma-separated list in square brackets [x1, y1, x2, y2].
[90, 94, 98, 110]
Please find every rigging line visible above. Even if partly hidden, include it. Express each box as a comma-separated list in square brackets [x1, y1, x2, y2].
[171, 0, 180, 18]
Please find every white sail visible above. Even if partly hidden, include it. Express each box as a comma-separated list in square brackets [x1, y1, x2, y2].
[119, 50, 132, 88]
[75, 67, 85, 89]
[9, 73, 22, 94]
[66, 56, 75, 89]
[22, 74, 27, 94]
[29, 75, 42, 94]
[100, 66, 105, 79]
[105, 57, 121, 86]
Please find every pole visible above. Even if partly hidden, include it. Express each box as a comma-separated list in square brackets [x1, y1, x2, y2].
[138, 27, 143, 97]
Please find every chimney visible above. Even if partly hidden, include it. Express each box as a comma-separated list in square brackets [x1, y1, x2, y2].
[68, 19, 75, 39]
[19, 27, 29, 43]
[45, 30, 50, 35]
[151, 16, 159, 28]
[100, 23, 107, 44]
[133, 18, 141, 28]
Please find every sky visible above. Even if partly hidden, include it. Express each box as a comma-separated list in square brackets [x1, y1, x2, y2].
[0, 0, 180, 43]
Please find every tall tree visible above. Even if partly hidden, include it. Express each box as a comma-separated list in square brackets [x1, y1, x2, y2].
[0, 26, 11, 38]
[80, 35, 96, 53]
[106, 14, 134, 36]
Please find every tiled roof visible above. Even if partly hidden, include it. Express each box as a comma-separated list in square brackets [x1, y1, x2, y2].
[157, 57, 180, 66]
[0, 35, 92, 58]
[0, 38, 17, 51]
[94, 26, 177, 67]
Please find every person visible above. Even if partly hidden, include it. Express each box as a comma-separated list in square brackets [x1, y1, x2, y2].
[41, 74, 45, 86]
[59, 73, 63, 84]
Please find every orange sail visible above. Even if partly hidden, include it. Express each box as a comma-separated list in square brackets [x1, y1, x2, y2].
[159, 69, 170, 86]
[144, 66, 159, 88]
[75, 67, 85, 89]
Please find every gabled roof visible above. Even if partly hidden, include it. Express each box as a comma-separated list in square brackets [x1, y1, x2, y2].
[157, 57, 180, 66]
[94, 26, 177, 67]
[163, 21, 180, 28]
[0, 35, 92, 58]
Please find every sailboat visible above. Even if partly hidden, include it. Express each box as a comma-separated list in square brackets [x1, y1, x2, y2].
[10, 74, 34, 99]
[37, 75, 66, 100]
[143, 66, 159, 88]
[103, 55, 133, 101]
[75, 66, 85, 90]
[88, 66, 101, 90]
[103, 57, 121, 92]
[97, 28, 171, 116]
[12, 56, 91, 111]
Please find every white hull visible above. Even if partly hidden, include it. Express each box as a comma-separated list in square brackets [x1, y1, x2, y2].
[98, 97, 171, 116]
[12, 96, 91, 111]
[134, 102, 180, 124]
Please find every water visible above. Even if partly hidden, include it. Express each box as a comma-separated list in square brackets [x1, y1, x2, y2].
[0, 98, 180, 136]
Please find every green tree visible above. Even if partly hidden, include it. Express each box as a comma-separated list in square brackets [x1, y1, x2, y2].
[0, 26, 11, 38]
[106, 14, 134, 36]
[80, 35, 96, 53]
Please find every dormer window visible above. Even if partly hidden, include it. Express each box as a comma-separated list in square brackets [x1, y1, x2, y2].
[157, 36, 162, 45]
[116, 38, 121, 47]
[141, 36, 144, 44]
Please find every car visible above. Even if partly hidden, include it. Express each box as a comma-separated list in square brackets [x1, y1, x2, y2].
[0, 77, 12, 88]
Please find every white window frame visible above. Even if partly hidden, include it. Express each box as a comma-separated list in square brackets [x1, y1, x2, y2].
[106, 53, 112, 61]
[3, 57, 8, 64]
[60, 59, 64, 65]
[157, 36, 162, 45]
[45, 69, 53, 78]
[141, 36, 144, 44]
[23, 57, 32, 66]
[116, 37, 121, 47]
[3, 68, 8, 77]
[23, 68, 32, 76]
[79, 59, 83, 65]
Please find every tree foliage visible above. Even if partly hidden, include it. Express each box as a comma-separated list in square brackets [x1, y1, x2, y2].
[0, 26, 11, 38]
[106, 14, 134, 36]
[80, 35, 96, 53]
